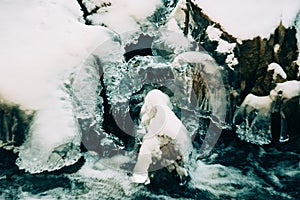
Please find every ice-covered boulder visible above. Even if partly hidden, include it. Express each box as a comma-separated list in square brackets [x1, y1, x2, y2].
[0, 0, 117, 173]
[233, 94, 273, 145]
[184, 0, 300, 144]
[234, 81, 300, 145]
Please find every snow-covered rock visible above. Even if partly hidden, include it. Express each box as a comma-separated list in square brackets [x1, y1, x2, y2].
[188, 0, 299, 98]
[268, 63, 287, 80]
[85, 0, 162, 36]
[132, 89, 192, 184]
[234, 81, 300, 145]
[271, 80, 300, 100]
[233, 94, 273, 145]
[206, 26, 222, 42]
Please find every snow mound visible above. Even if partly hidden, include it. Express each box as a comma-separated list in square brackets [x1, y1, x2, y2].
[206, 25, 223, 41]
[86, 0, 162, 33]
[272, 80, 300, 99]
[193, 0, 300, 39]
[267, 63, 287, 80]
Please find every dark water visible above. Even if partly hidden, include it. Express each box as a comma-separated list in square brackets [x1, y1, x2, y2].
[1, 130, 299, 200]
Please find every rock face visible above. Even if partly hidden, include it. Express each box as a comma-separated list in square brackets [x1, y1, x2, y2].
[281, 96, 300, 140]
[238, 24, 298, 97]
[186, 0, 300, 144]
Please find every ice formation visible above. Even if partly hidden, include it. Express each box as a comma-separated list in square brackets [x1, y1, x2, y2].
[0, 0, 116, 173]
[234, 81, 300, 145]
[233, 94, 273, 145]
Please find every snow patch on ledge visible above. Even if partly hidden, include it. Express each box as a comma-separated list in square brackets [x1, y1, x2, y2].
[271, 80, 300, 100]
[205, 25, 238, 69]
[193, 0, 300, 39]
[206, 25, 222, 41]
[216, 40, 236, 53]
[267, 63, 287, 80]
[242, 94, 273, 112]
[86, 0, 162, 34]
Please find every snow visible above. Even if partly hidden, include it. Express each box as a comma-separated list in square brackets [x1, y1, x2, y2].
[168, 0, 187, 30]
[274, 44, 280, 53]
[235, 81, 299, 145]
[272, 80, 300, 99]
[0, 0, 113, 110]
[82, 0, 101, 12]
[225, 54, 238, 69]
[241, 82, 299, 111]
[268, 63, 287, 80]
[242, 94, 273, 112]
[206, 25, 222, 41]
[0, 0, 297, 175]
[0, 0, 116, 173]
[234, 93, 273, 145]
[193, 0, 300, 39]
[216, 40, 236, 53]
[172, 51, 224, 76]
[86, 0, 162, 33]
[205, 25, 238, 69]
[157, 18, 192, 54]
[136, 90, 192, 178]
[157, 0, 194, 55]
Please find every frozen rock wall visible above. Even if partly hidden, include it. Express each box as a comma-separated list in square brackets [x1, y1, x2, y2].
[185, 0, 300, 144]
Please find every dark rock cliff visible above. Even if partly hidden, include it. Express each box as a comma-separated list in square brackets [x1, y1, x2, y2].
[186, 0, 300, 142]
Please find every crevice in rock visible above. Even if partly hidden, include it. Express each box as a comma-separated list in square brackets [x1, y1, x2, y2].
[99, 67, 135, 150]
[183, 0, 190, 36]
[76, 0, 106, 25]
[76, 0, 91, 25]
